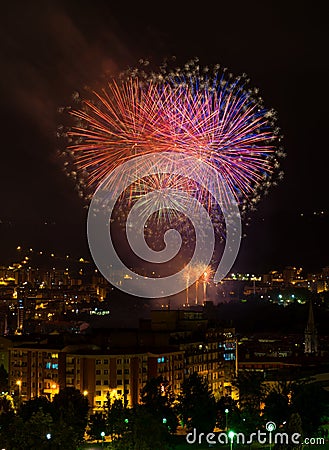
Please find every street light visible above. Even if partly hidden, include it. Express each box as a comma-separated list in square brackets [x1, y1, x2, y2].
[224, 408, 229, 431]
[266, 421, 276, 450]
[46, 433, 51, 440]
[228, 430, 235, 450]
[101, 431, 105, 448]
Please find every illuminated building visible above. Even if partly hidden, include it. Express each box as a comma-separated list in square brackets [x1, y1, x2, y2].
[62, 347, 184, 409]
[6, 306, 238, 406]
[8, 346, 60, 401]
[149, 309, 238, 398]
[8, 343, 184, 409]
[16, 298, 24, 334]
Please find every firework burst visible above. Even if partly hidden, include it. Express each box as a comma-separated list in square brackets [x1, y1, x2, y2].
[60, 58, 284, 216]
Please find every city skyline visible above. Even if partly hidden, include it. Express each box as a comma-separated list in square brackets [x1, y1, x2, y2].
[1, 1, 329, 275]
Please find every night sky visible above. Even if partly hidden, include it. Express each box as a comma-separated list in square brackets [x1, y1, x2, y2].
[1, 1, 329, 273]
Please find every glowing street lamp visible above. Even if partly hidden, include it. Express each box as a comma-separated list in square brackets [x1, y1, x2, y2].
[224, 408, 229, 431]
[101, 431, 105, 447]
[228, 430, 235, 450]
[266, 421, 276, 450]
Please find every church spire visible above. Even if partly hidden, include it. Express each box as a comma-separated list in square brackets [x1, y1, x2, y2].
[304, 300, 318, 355]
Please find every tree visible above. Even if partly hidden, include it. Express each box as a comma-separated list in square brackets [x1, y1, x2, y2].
[106, 397, 130, 440]
[5, 408, 53, 450]
[264, 391, 290, 426]
[0, 393, 14, 414]
[287, 413, 303, 450]
[1, 393, 84, 449]
[88, 411, 107, 442]
[19, 396, 53, 421]
[140, 376, 178, 433]
[239, 404, 264, 434]
[291, 382, 329, 435]
[112, 406, 170, 450]
[233, 371, 265, 411]
[0, 364, 8, 393]
[273, 412, 303, 450]
[23, 408, 53, 450]
[216, 395, 240, 431]
[50, 417, 81, 450]
[177, 372, 217, 434]
[0, 393, 15, 445]
[52, 387, 89, 445]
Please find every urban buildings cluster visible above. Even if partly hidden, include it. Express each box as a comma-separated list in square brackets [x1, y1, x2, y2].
[0, 255, 328, 414]
[218, 265, 329, 304]
[2, 308, 237, 411]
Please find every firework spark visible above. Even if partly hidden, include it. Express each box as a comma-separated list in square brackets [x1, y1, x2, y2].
[182, 262, 214, 305]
